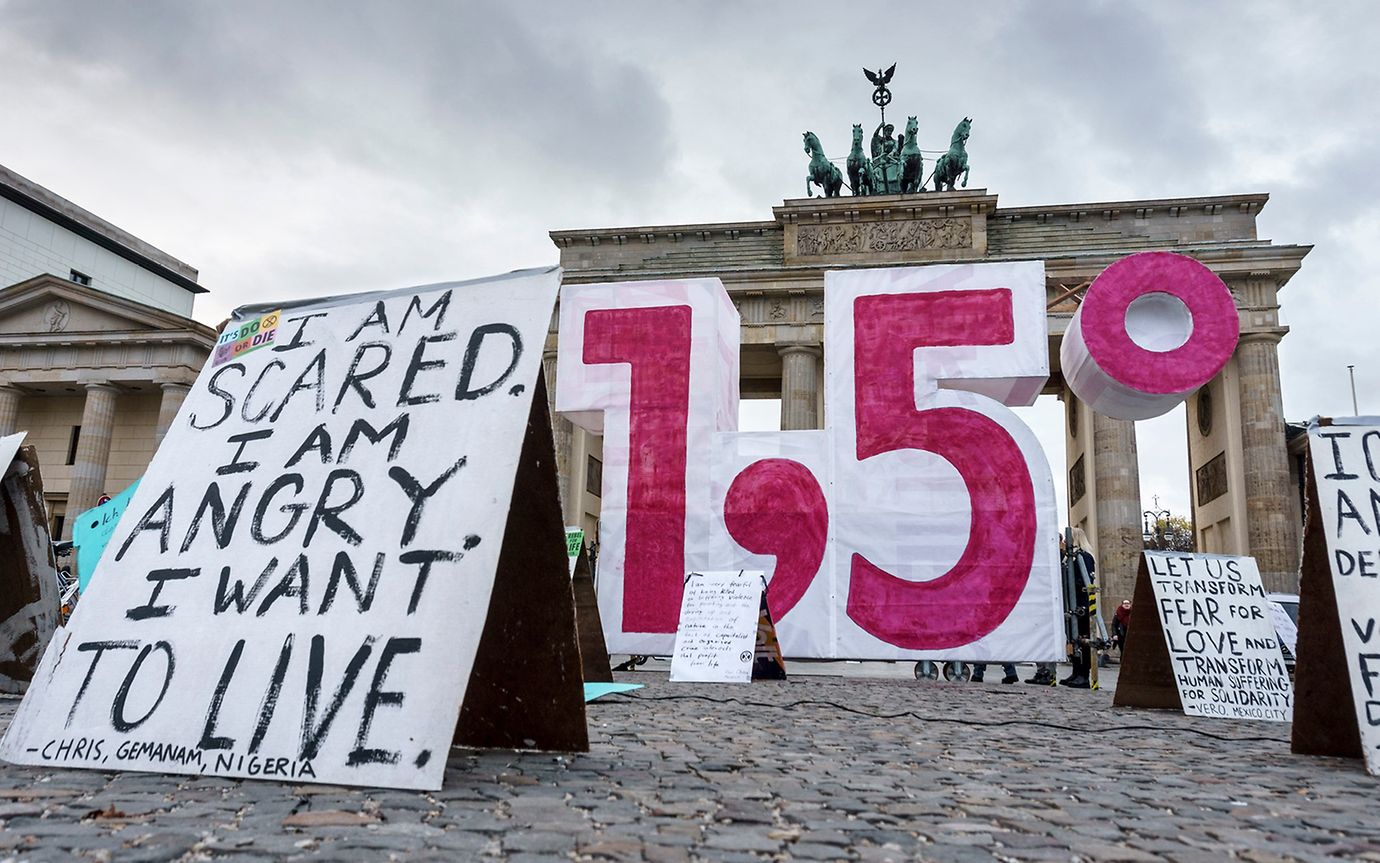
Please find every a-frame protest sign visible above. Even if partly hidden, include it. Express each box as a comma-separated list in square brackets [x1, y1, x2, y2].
[0, 439, 60, 694]
[1291, 417, 1380, 772]
[1113, 551, 1290, 721]
[568, 542, 613, 684]
[455, 371, 591, 747]
[1, 268, 587, 790]
[1113, 554, 1184, 712]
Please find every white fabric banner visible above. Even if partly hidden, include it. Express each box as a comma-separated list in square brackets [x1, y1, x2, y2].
[823, 264, 1061, 661]
[559, 262, 1062, 661]
[556, 278, 740, 656]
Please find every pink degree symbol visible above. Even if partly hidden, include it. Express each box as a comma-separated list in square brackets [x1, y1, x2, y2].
[723, 458, 828, 621]
[1079, 251, 1238, 396]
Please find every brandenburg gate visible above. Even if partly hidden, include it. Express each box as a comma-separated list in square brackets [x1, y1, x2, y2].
[544, 187, 1310, 614]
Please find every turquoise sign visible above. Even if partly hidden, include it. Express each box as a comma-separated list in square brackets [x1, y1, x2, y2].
[72, 479, 141, 591]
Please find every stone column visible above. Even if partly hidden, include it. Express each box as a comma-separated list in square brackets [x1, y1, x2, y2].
[155, 382, 191, 446]
[543, 350, 575, 519]
[1092, 411, 1143, 617]
[66, 383, 119, 534]
[779, 344, 822, 431]
[0, 386, 21, 437]
[1236, 332, 1299, 592]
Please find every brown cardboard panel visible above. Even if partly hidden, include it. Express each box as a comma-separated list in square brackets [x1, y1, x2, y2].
[751, 590, 787, 681]
[1291, 449, 1363, 760]
[0, 446, 59, 694]
[453, 374, 590, 752]
[572, 544, 613, 683]
[1112, 556, 1183, 711]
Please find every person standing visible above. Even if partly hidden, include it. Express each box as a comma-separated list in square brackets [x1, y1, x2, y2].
[1061, 528, 1097, 689]
[1111, 599, 1132, 655]
[971, 662, 1019, 684]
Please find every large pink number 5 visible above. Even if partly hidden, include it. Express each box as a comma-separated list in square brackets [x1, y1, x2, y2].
[582, 305, 691, 632]
[847, 290, 1037, 649]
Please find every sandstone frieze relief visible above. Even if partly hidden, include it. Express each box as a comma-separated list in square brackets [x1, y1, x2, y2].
[795, 217, 973, 257]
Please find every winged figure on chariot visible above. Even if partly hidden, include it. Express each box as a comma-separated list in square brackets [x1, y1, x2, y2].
[803, 63, 973, 198]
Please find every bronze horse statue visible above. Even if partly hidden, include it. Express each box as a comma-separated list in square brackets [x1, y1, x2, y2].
[846, 124, 873, 196]
[900, 116, 924, 194]
[933, 117, 971, 192]
[803, 131, 843, 198]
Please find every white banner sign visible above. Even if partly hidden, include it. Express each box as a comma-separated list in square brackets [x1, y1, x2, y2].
[1308, 418, 1380, 771]
[670, 571, 764, 683]
[0, 269, 562, 790]
[1145, 551, 1292, 722]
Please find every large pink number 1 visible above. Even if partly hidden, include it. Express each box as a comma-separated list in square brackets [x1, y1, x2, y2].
[582, 305, 691, 632]
[846, 290, 1037, 649]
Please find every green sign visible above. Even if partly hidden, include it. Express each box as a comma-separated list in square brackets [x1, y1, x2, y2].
[565, 527, 585, 560]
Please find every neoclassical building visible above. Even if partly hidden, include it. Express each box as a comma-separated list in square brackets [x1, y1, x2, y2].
[546, 189, 1310, 615]
[0, 165, 213, 538]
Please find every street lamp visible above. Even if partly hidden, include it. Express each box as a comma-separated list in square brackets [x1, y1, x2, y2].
[1142, 507, 1171, 548]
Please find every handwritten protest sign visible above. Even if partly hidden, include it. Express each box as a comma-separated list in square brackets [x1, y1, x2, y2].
[0, 268, 573, 790]
[1144, 552, 1291, 721]
[1268, 600, 1298, 658]
[1292, 418, 1380, 774]
[1115, 553, 1292, 721]
[670, 571, 764, 683]
[72, 479, 141, 591]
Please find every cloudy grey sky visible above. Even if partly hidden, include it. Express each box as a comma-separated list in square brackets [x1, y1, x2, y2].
[1, 0, 1375, 519]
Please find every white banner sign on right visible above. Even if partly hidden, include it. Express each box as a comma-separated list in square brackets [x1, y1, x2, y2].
[1308, 418, 1380, 771]
[1145, 551, 1293, 722]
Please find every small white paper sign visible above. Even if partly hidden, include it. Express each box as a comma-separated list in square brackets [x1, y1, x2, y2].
[0, 431, 27, 480]
[1145, 551, 1293, 722]
[1267, 600, 1299, 658]
[669, 570, 763, 683]
[0, 268, 561, 790]
[1308, 418, 1380, 773]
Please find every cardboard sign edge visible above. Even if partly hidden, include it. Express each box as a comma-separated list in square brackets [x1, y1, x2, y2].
[1111, 554, 1184, 712]
[1290, 443, 1365, 761]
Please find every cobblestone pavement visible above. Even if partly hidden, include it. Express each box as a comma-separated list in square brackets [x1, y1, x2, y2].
[0, 671, 1374, 862]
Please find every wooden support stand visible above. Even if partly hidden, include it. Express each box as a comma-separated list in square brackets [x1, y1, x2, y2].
[1111, 556, 1182, 711]
[453, 375, 590, 752]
